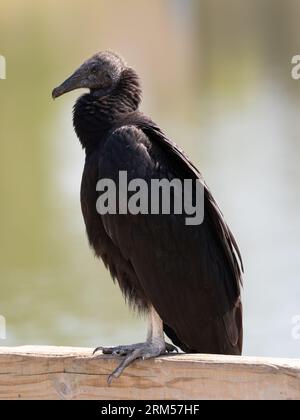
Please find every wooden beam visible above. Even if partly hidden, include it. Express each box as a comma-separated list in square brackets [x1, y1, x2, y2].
[0, 346, 299, 400]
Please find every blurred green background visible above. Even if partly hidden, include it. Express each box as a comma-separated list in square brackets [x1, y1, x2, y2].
[0, 0, 300, 357]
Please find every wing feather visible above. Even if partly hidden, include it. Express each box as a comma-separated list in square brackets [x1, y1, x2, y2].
[97, 123, 243, 354]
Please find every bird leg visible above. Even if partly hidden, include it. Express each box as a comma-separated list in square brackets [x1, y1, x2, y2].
[93, 306, 178, 384]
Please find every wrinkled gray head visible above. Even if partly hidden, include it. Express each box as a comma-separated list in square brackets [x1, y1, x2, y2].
[52, 51, 126, 99]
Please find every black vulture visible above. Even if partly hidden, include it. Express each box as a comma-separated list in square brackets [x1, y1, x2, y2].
[52, 51, 243, 383]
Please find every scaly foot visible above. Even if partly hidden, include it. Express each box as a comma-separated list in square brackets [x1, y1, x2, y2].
[93, 342, 178, 384]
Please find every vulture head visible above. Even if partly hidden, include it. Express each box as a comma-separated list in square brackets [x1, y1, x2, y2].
[52, 51, 126, 99]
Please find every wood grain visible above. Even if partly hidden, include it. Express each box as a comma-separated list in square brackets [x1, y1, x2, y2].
[0, 346, 299, 400]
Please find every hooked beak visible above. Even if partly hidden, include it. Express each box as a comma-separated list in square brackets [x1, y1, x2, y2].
[52, 69, 85, 99]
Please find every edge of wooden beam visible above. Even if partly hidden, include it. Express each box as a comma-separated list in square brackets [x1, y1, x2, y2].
[0, 346, 299, 400]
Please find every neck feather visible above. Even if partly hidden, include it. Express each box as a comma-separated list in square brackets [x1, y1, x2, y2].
[73, 68, 142, 152]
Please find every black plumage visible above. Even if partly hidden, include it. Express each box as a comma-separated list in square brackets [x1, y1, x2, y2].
[53, 52, 243, 380]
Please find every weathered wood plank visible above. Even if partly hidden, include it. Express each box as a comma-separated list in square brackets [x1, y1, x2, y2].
[0, 346, 299, 400]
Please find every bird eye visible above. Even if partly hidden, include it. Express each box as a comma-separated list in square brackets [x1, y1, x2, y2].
[90, 65, 99, 74]
[104, 72, 112, 82]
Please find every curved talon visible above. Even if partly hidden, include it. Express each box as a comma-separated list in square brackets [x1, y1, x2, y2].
[93, 346, 120, 355]
[107, 374, 116, 386]
[93, 346, 104, 355]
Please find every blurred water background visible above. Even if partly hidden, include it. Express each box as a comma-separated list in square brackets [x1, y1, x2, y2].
[0, 0, 299, 358]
